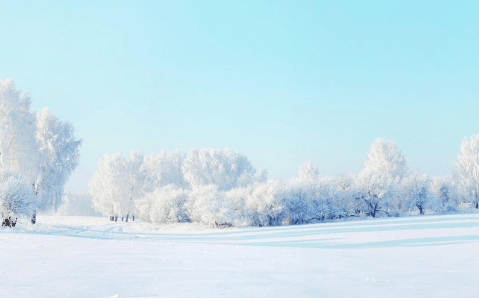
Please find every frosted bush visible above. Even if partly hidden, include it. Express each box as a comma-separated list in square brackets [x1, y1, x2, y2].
[244, 180, 287, 226]
[187, 185, 234, 227]
[154, 186, 188, 223]
[138, 185, 189, 224]
[0, 172, 36, 219]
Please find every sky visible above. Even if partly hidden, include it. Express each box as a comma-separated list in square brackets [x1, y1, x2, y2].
[0, 0, 478, 191]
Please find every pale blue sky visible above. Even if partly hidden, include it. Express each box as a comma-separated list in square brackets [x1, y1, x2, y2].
[1, 0, 478, 191]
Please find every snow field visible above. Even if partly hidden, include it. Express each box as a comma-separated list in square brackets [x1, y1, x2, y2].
[1, 213, 478, 297]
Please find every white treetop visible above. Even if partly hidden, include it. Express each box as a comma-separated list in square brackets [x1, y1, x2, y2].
[0, 79, 40, 184]
[142, 149, 186, 191]
[182, 148, 258, 191]
[362, 138, 408, 182]
[357, 138, 408, 217]
[298, 161, 319, 182]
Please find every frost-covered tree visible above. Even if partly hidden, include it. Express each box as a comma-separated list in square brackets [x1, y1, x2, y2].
[282, 182, 310, 225]
[90, 151, 146, 221]
[454, 134, 479, 209]
[35, 108, 81, 211]
[354, 173, 390, 217]
[400, 172, 432, 215]
[356, 138, 407, 217]
[298, 161, 319, 182]
[123, 150, 146, 221]
[0, 79, 81, 219]
[430, 176, 459, 213]
[287, 176, 341, 224]
[363, 138, 408, 181]
[90, 152, 125, 219]
[182, 148, 262, 191]
[310, 177, 342, 221]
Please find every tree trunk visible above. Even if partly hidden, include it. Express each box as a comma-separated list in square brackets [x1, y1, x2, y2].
[132, 214, 134, 221]
[370, 203, 377, 218]
[31, 210, 36, 224]
[126, 214, 129, 223]
[121, 216, 124, 221]
[114, 216, 118, 222]
[476, 201, 478, 209]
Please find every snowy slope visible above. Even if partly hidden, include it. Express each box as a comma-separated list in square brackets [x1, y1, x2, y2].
[1, 214, 478, 297]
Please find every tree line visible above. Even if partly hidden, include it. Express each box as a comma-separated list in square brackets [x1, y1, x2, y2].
[1, 78, 478, 228]
[89, 137, 479, 227]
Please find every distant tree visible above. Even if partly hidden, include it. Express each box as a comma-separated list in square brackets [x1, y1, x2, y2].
[430, 176, 459, 213]
[35, 108, 81, 212]
[90, 151, 146, 221]
[400, 172, 431, 215]
[282, 182, 309, 225]
[300, 177, 341, 223]
[298, 161, 319, 182]
[454, 134, 479, 209]
[356, 138, 407, 217]
[90, 152, 124, 219]
[363, 138, 408, 181]
[123, 150, 146, 222]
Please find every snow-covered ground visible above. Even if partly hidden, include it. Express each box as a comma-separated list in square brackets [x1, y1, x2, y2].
[1, 214, 478, 297]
